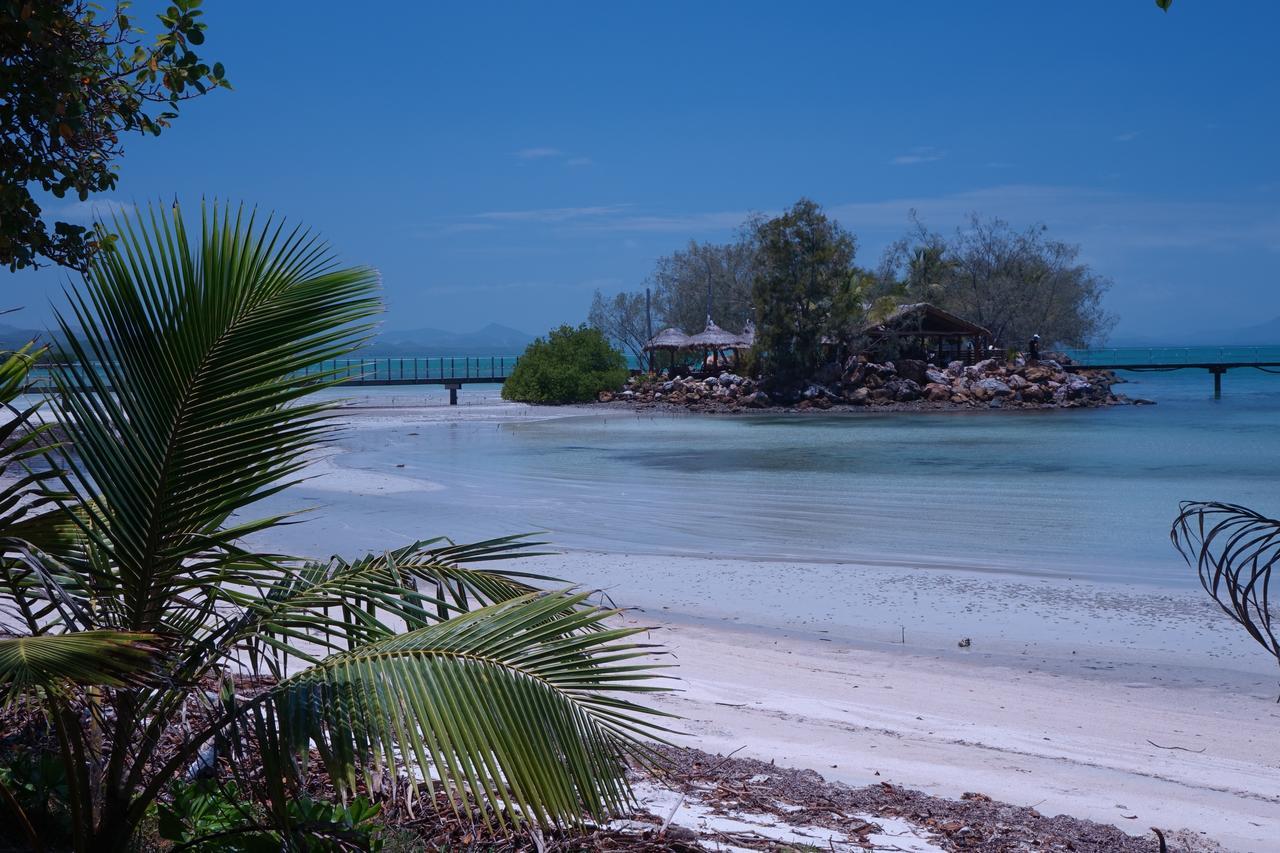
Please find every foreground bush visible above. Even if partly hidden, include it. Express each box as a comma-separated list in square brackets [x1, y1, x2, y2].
[0, 204, 668, 852]
[502, 324, 628, 403]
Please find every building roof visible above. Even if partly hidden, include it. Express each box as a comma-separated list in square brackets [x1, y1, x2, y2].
[689, 318, 752, 349]
[863, 302, 991, 338]
[643, 327, 692, 351]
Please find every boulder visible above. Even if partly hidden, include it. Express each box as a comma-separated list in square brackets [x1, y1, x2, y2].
[845, 387, 870, 405]
[1020, 385, 1045, 403]
[742, 390, 771, 408]
[597, 390, 615, 402]
[925, 368, 950, 386]
[947, 360, 966, 373]
[1007, 374, 1029, 390]
[975, 378, 1013, 397]
[893, 378, 922, 402]
[924, 382, 952, 402]
[897, 358, 928, 386]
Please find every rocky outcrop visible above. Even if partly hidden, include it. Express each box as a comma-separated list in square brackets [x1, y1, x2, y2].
[600, 356, 1138, 413]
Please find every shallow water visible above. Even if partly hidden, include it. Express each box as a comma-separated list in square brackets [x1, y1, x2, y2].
[257, 366, 1280, 590]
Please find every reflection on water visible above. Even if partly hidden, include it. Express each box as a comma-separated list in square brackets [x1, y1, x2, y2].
[260, 369, 1280, 589]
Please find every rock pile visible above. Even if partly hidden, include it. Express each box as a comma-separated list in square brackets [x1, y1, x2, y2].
[599, 355, 1139, 412]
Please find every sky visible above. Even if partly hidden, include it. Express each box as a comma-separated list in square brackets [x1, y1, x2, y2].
[6, 1, 1280, 341]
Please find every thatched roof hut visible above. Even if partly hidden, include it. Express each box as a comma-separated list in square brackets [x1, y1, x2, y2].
[860, 302, 992, 364]
[689, 319, 746, 350]
[643, 327, 691, 351]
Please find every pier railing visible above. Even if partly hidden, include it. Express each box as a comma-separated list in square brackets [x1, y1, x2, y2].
[22, 356, 519, 391]
[1063, 346, 1280, 366]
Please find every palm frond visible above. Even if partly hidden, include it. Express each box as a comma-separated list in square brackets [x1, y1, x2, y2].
[45, 201, 381, 634]
[1172, 500, 1280, 667]
[0, 631, 167, 696]
[263, 591, 673, 829]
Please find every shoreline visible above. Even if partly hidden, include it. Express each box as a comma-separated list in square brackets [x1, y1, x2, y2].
[629, 614, 1279, 851]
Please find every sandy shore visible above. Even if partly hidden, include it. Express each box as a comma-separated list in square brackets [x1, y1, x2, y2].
[620, 613, 1279, 852]
[255, 395, 1280, 850]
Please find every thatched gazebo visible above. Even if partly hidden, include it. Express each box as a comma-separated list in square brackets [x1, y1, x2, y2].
[689, 318, 751, 372]
[643, 327, 691, 372]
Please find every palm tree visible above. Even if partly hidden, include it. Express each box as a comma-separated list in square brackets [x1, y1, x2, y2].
[0, 203, 670, 852]
[1172, 501, 1280, 683]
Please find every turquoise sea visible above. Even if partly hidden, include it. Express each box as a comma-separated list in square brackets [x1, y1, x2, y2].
[261, 348, 1280, 592]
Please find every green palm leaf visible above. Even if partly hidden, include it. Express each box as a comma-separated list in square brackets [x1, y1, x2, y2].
[0, 631, 166, 695]
[46, 202, 380, 634]
[265, 591, 673, 829]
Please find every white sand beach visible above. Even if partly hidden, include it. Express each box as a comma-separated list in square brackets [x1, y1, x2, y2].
[621, 614, 1279, 852]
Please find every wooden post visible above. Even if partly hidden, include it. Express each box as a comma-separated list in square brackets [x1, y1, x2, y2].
[1211, 366, 1224, 399]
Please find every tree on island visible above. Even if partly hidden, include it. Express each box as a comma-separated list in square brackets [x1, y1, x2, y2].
[876, 214, 1115, 349]
[503, 324, 629, 403]
[588, 288, 650, 368]
[749, 199, 858, 384]
[0, 0, 229, 272]
[650, 238, 757, 335]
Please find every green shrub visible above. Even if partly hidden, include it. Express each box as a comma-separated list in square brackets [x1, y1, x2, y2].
[501, 324, 628, 403]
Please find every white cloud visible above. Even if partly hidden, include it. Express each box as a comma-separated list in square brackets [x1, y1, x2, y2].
[515, 147, 563, 160]
[473, 205, 631, 224]
[890, 147, 946, 166]
[442, 185, 1280, 257]
[58, 198, 134, 222]
[1114, 131, 1140, 143]
[566, 157, 594, 167]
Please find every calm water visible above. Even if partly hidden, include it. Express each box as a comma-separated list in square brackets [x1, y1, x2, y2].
[266, 360, 1280, 590]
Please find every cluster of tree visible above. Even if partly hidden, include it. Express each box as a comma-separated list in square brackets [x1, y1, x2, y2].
[874, 214, 1115, 353]
[589, 199, 1115, 384]
[1, 0, 229, 271]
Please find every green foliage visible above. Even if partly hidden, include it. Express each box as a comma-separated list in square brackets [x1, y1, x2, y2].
[157, 780, 382, 852]
[0, 0, 230, 271]
[1156, 0, 1172, 10]
[650, 238, 757, 335]
[502, 324, 629, 403]
[0, 748, 73, 850]
[750, 199, 858, 384]
[0, 203, 669, 852]
[876, 214, 1114, 349]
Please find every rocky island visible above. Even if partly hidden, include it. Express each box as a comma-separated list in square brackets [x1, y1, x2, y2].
[598, 355, 1147, 413]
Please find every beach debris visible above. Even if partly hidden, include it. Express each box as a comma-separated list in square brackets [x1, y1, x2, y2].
[958, 637, 972, 648]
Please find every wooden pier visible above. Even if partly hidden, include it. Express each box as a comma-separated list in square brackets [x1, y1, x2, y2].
[1063, 360, 1280, 399]
[30, 356, 519, 405]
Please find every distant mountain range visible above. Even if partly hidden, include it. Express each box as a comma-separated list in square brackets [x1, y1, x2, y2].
[365, 323, 535, 355]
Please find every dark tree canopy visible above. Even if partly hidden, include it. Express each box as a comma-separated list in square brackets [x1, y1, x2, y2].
[750, 199, 857, 383]
[0, 0, 228, 271]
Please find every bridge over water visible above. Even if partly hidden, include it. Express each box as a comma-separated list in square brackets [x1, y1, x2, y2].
[1062, 347, 1280, 398]
[25, 348, 1280, 403]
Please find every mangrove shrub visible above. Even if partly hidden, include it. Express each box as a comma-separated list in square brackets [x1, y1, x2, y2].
[502, 324, 628, 403]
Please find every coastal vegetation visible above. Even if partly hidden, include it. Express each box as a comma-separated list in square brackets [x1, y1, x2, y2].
[0, 0, 229, 271]
[0, 204, 668, 851]
[502, 324, 629, 403]
[587, 199, 1116, 399]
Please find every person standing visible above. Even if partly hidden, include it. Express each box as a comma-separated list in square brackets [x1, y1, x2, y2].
[1028, 334, 1041, 361]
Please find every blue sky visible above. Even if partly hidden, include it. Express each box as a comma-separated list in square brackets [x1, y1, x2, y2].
[7, 1, 1279, 340]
